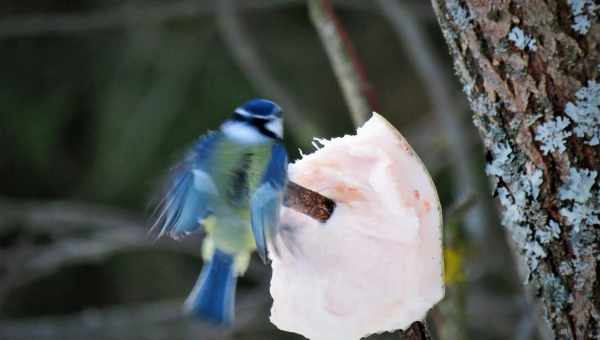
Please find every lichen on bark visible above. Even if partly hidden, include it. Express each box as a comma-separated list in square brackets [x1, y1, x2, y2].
[430, 0, 600, 338]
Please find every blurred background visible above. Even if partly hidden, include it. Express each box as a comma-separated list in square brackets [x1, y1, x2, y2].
[0, 1, 542, 339]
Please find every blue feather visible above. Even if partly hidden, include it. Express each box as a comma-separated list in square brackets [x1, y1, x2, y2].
[192, 131, 222, 168]
[184, 249, 236, 325]
[239, 99, 282, 117]
[251, 143, 288, 262]
[263, 144, 288, 187]
[153, 132, 222, 239]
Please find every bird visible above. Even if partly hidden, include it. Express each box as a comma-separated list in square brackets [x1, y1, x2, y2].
[151, 98, 288, 326]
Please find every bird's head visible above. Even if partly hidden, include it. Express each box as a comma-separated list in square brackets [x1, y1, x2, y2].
[221, 99, 283, 144]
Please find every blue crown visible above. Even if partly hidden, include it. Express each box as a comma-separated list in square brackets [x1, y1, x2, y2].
[238, 99, 282, 118]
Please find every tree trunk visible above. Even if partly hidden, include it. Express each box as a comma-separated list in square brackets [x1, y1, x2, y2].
[430, 0, 600, 339]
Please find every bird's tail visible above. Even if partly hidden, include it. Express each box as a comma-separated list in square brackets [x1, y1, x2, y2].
[184, 249, 237, 326]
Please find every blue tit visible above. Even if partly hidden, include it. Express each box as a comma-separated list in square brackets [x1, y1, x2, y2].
[152, 99, 288, 325]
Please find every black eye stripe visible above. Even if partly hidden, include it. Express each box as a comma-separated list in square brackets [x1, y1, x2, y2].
[258, 124, 280, 140]
[232, 113, 281, 140]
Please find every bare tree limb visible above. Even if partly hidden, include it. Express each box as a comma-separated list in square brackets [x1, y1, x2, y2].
[216, 0, 324, 143]
[0, 1, 435, 40]
[0, 199, 143, 233]
[0, 284, 271, 340]
[308, 0, 379, 126]
[373, 1, 498, 338]
[214, 0, 339, 219]
[0, 1, 294, 39]
[307, 1, 430, 339]
[375, 4, 555, 339]
[376, 0, 493, 240]
[0, 199, 205, 299]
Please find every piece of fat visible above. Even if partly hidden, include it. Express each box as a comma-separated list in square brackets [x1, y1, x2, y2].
[269, 113, 444, 340]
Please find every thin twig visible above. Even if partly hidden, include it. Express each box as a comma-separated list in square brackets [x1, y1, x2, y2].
[374, 1, 486, 338]
[0, 285, 271, 340]
[0, 199, 204, 298]
[216, 0, 324, 143]
[308, 0, 378, 126]
[376, 0, 493, 240]
[0, 1, 435, 40]
[377, 4, 555, 340]
[307, 1, 430, 339]
[443, 193, 478, 225]
[0, 1, 293, 39]
[0, 199, 143, 233]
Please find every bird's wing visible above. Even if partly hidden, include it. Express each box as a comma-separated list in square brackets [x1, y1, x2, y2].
[152, 132, 222, 239]
[250, 143, 288, 262]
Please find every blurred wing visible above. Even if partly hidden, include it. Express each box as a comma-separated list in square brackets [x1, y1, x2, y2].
[250, 143, 288, 262]
[152, 132, 222, 239]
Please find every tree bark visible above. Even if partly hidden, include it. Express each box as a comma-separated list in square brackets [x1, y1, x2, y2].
[430, 0, 600, 339]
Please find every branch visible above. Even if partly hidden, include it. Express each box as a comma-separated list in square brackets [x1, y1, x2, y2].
[375, 3, 555, 339]
[0, 1, 295, 39]
[307, 2, 430, 339]
[283, 182, 336, 222]
[376, 0, 494, 239]
[0, 199, 204, 296]
[0, 1, 436, 40]
[308, 0, 378, 126]
[0, 199, 142, 233]
[374, 1, 478, 338]
[216, 0, 324, 143]
[0, 285, 271, 340]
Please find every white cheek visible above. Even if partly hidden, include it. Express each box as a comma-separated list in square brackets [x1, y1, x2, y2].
[266, 120, 283, 138]
[221, 121, 270, 144]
